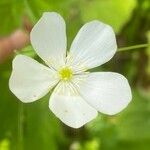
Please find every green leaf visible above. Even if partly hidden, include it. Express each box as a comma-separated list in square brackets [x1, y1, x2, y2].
[0, 0, 24, 35]
[79, 0, 136, 33]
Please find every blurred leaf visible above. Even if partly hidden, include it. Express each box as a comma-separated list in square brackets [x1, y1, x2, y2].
[0, 0, 24, 35]
[146, 31, 150, 75]
[83, 138, 100, 150]
[24, 0, 74, 23]
[17, 45, 36, 57]
[117, 89, 150, 141]
[79, 0, 136, 33]
[0, 0, 75, 35]
[0, 139, 10, 150]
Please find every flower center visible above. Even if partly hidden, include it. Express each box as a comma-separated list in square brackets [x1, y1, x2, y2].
[59, 67, 73, 81]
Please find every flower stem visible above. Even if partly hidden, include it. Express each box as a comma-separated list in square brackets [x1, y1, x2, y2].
[18, 102, 24, 150]
[118, 44, 150, 52]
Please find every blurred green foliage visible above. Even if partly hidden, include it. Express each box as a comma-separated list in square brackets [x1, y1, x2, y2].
[80, 0, 137, 33]
[0, 0, 150, 150]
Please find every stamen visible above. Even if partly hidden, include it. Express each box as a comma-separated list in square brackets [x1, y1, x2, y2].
[59, 67, 73, 81]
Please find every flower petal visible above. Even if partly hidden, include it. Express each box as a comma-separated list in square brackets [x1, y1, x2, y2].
[73, 72, 132, 115]
[49, 82, 97, 128]
[30, 12, 67, 69]
[67, 21, 117, 72]
[9, 55, 59, 103]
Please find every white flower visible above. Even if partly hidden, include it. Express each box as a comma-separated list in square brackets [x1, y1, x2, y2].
[9, 12, 132, 128]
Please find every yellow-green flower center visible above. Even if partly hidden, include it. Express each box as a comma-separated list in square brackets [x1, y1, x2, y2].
[59, 67, 73, 81]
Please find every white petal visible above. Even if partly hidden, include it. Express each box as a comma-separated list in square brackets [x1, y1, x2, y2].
[67, 21, 117, 72]
[73, 72, 132, 115]
[30, 12, 67, 69]
[9, 55, 59, 103]
[49, 82, 97, 128]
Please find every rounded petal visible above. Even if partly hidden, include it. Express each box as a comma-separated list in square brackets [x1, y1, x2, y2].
[73, 72, 132, 115]
[30, 12, 67, 69]
[67, 21, 117, 72]
[49, 82, 97, 128]
[9, 55, 59, 103]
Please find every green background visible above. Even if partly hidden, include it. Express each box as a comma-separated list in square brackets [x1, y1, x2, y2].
[0, 0, 150, 150]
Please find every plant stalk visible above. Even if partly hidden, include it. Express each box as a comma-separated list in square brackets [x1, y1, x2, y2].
[118, 44, 150, 52]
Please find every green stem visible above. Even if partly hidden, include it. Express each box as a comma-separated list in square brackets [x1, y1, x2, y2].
[18, 102, 24, 150]
[118, 43, 150, 52]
